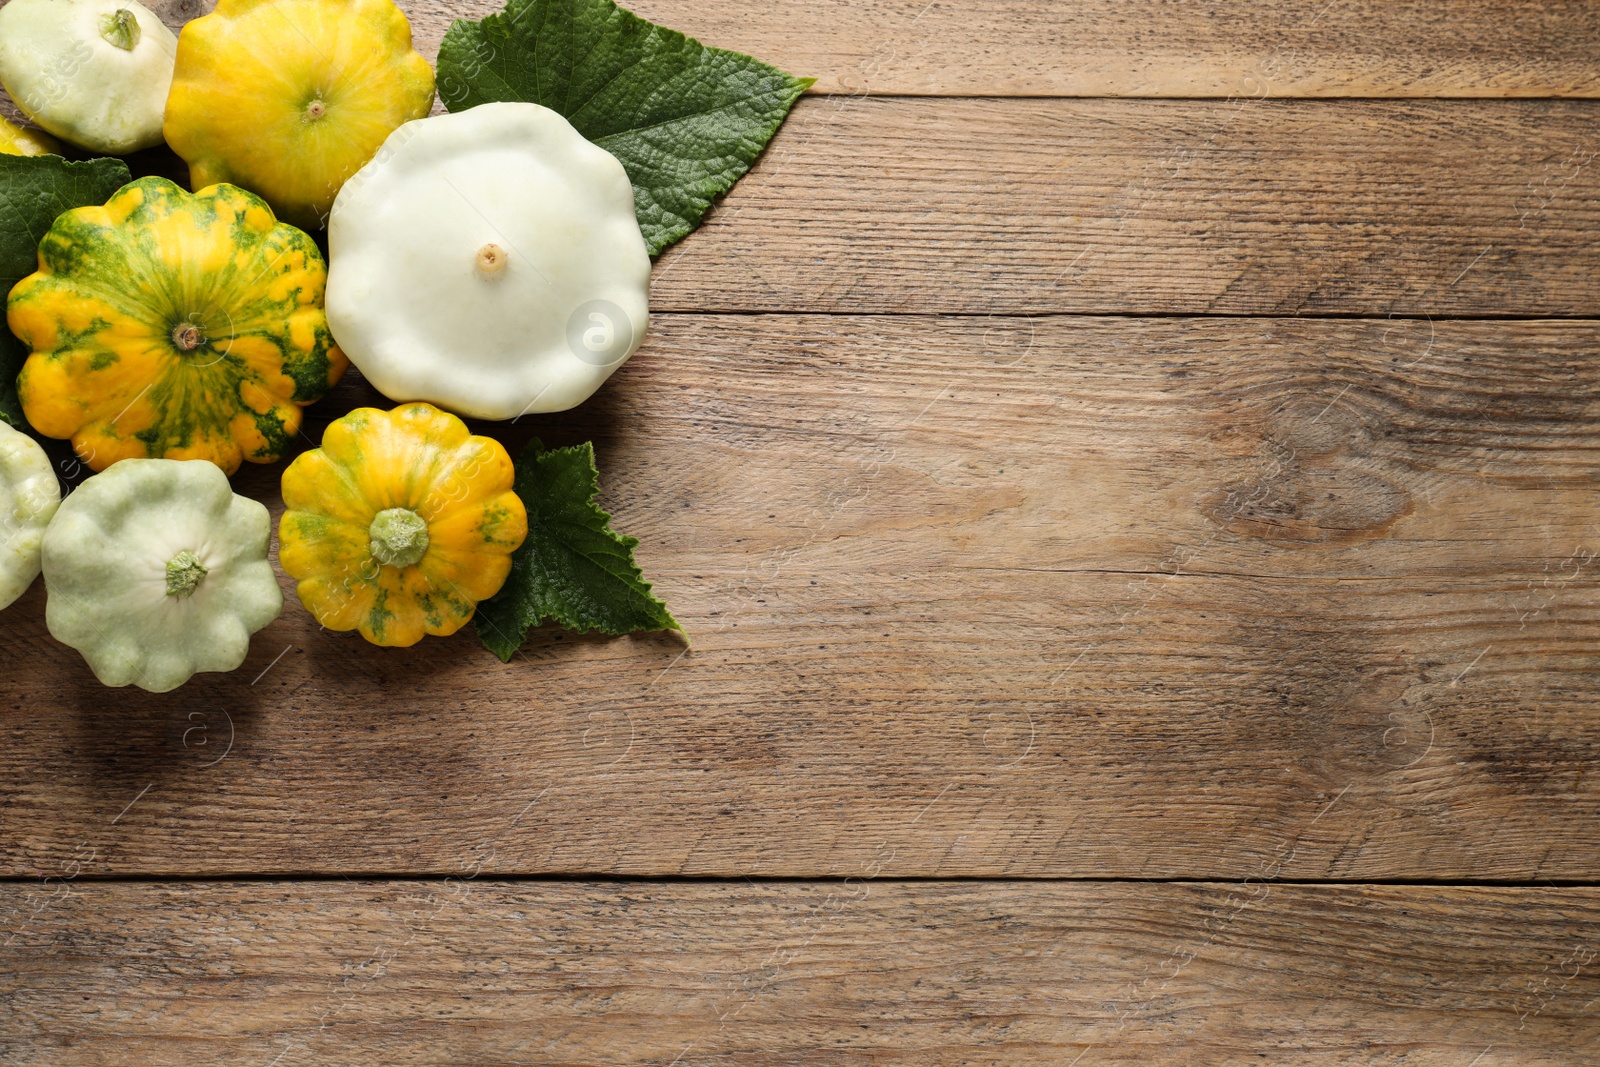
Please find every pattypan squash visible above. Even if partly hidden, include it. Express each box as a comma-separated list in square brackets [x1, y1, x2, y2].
[164, 0, 436, 231]
[8, 176, 346, 476]
[0, 0, 176, 154]
[0, 116, 62, 157]
[279, 403, 527, 648]
[0, 421, 61, 611]
[41, 459, 282, 692]
[326, 103, 651, 420]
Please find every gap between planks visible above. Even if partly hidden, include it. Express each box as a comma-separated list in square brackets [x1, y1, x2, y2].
[4, 873, 1600, 888]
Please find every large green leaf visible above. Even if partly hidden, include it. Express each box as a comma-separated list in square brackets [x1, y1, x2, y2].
[0, 155, 131, 427]
[476, 439, 680, 662]
[438, 0, 810, 256]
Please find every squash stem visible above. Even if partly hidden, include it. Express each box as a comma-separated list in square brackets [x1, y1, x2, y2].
[476, 243, 508, 275]
[368, 508, 430, 569]
[172, 322, 206, 352]
[165, 550, 208, 598]
[99, 9, 142, 51]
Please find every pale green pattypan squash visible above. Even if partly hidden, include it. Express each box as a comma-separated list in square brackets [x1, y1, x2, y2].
[0, 421, 61, 611]
[41, 459, 282, 692]
[0, 0, 177, 154]
[326, 102, 651, 420]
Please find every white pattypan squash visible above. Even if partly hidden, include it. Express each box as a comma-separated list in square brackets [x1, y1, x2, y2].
[0, 421, 60, 611]
[41, 459, 282, 692]
[0, 0, 177, 154]
[326, 102, 651, 420]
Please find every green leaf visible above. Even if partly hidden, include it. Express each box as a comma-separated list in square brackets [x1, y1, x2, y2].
[476, 439, 681, 662]
[438, 0, 810, 256]
[0, 154, 131, 427]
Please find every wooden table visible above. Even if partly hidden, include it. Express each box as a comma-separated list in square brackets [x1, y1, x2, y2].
[4, 1, 1599, 1062]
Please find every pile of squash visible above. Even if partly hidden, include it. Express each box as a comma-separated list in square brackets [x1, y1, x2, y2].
[0, 0, 654, 691]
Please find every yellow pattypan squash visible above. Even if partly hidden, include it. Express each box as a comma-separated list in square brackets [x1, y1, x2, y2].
[0, 115, 61, 157]
[164, 0, 436, 231]
[279, 403, 528, 648]
[8, 176, 347, 475]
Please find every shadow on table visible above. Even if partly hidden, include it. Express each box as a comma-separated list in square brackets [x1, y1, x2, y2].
[60, 659, 265, 785]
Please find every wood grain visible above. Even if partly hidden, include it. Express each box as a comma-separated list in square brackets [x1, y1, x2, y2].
[0, 0, 1590, 1053]
[3, 316, 1596, 881]
[4, 881, 1597, 1065]
[649, 97, 1600, 317]
[149, 0, 1600, 98]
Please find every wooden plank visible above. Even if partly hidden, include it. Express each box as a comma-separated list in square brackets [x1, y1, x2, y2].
[151, 0, 1600, 99]
[650, 97, 1600, 317]
[3, 315, 1597, 881]
[486, 0, 1600, 99]
[3, 880, 1596, 1064]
